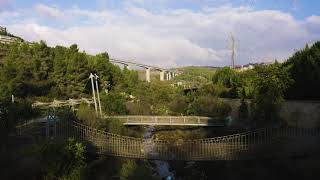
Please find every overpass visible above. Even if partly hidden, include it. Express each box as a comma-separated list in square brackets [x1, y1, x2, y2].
[110, 58, 177, 82]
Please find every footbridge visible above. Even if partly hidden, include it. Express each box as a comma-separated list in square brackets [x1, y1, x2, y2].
[17, 118, 320, 161]
[32, 100, 225, 127]
[106, 115, 226, 126]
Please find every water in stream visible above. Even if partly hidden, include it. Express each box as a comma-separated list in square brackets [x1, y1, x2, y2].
[142, 126, 174, 179]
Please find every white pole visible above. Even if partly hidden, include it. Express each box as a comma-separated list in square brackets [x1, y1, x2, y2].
[89, 73, 98, 115]
[94, 74, 103, 117]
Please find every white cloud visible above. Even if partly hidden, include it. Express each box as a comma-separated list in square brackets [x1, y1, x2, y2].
[0, 0, 11, 11]
[34, 4, 65, 20]
[5, 4, 320, 67]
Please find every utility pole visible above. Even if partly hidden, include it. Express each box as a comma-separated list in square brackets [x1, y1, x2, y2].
[230, 33, 236, 69]
[94, 74, 102, 117]
[89, 73, 98, 115]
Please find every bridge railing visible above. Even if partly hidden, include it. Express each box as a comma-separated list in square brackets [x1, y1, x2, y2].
[105, 116, 225, 126]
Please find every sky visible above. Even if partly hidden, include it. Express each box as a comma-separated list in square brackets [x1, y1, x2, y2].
[0, 0, 320, 68]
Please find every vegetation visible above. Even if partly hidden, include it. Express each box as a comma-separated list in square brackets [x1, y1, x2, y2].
[284, 42, 320, 100]
[0, 41, 121, 99]
[84, 157, 158, 180]
[36, 138, 86, 180]
[1, 39, 319, 125]
[250, 63, 293, 125]
[0, 40, 231, 119]
[174, 66, 216, 84]
[1, 29, 320, 179]
[0, 97, 37, 153]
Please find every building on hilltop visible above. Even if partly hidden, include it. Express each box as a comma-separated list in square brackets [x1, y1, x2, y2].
[235, 61, 277, 72]
[0, 26, 7, 33]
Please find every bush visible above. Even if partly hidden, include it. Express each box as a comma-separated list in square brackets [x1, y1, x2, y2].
[37, 138, 86, 180]
[101, 92, 128, 115]
[251, 64, 293, 125]
[119, 159, 157, 180]
[189, 96, 231, 117]
[76, 103, 100, 127]
[126, 101, 152, 115]
[105, 118, 125, 134]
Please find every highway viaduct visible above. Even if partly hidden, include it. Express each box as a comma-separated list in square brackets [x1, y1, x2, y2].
[110, 58, 177, 82]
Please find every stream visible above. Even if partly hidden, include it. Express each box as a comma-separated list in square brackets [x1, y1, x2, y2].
[143, 126, 174, 179]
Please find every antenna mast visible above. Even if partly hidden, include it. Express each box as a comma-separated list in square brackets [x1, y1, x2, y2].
[230, 33, 236, 69]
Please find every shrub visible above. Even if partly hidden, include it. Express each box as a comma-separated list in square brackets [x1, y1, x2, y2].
[189, 96, 231, 117]
[76, 103, 100, 127]
[100, 92, 128, 115]
[37, 138, 86, 179]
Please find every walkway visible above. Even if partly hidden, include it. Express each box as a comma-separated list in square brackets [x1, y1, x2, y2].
[106, 115, 226, 126]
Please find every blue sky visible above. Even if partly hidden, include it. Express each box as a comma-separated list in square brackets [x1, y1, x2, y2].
[5, 0, 320, 17]
[1, 0, 320, 67]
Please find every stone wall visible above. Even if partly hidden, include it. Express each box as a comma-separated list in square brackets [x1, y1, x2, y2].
[221, 98, 320, 128]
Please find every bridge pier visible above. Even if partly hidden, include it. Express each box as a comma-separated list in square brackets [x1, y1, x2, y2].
[124, 64, 131, 70]
[168, 72, 172, 80]
[146, 68, 151, 82]
[160, 70, 165, 81]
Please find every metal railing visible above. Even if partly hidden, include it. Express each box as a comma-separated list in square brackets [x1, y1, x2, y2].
[106, 116, 226, 126]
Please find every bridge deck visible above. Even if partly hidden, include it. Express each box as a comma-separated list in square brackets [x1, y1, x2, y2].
[106, 115, 226, 126]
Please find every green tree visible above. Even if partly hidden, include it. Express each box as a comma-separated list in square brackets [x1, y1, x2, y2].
[188, 96, 231, 117]
[251, 63, 293, 125]
[284, 42, 320, 100]
[77, 103, 100, 127]
[100, 92, 127, 115]
[37, 138, 86, 180]
[212, 67, 241, 98]
[119, 159, 157, 180]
